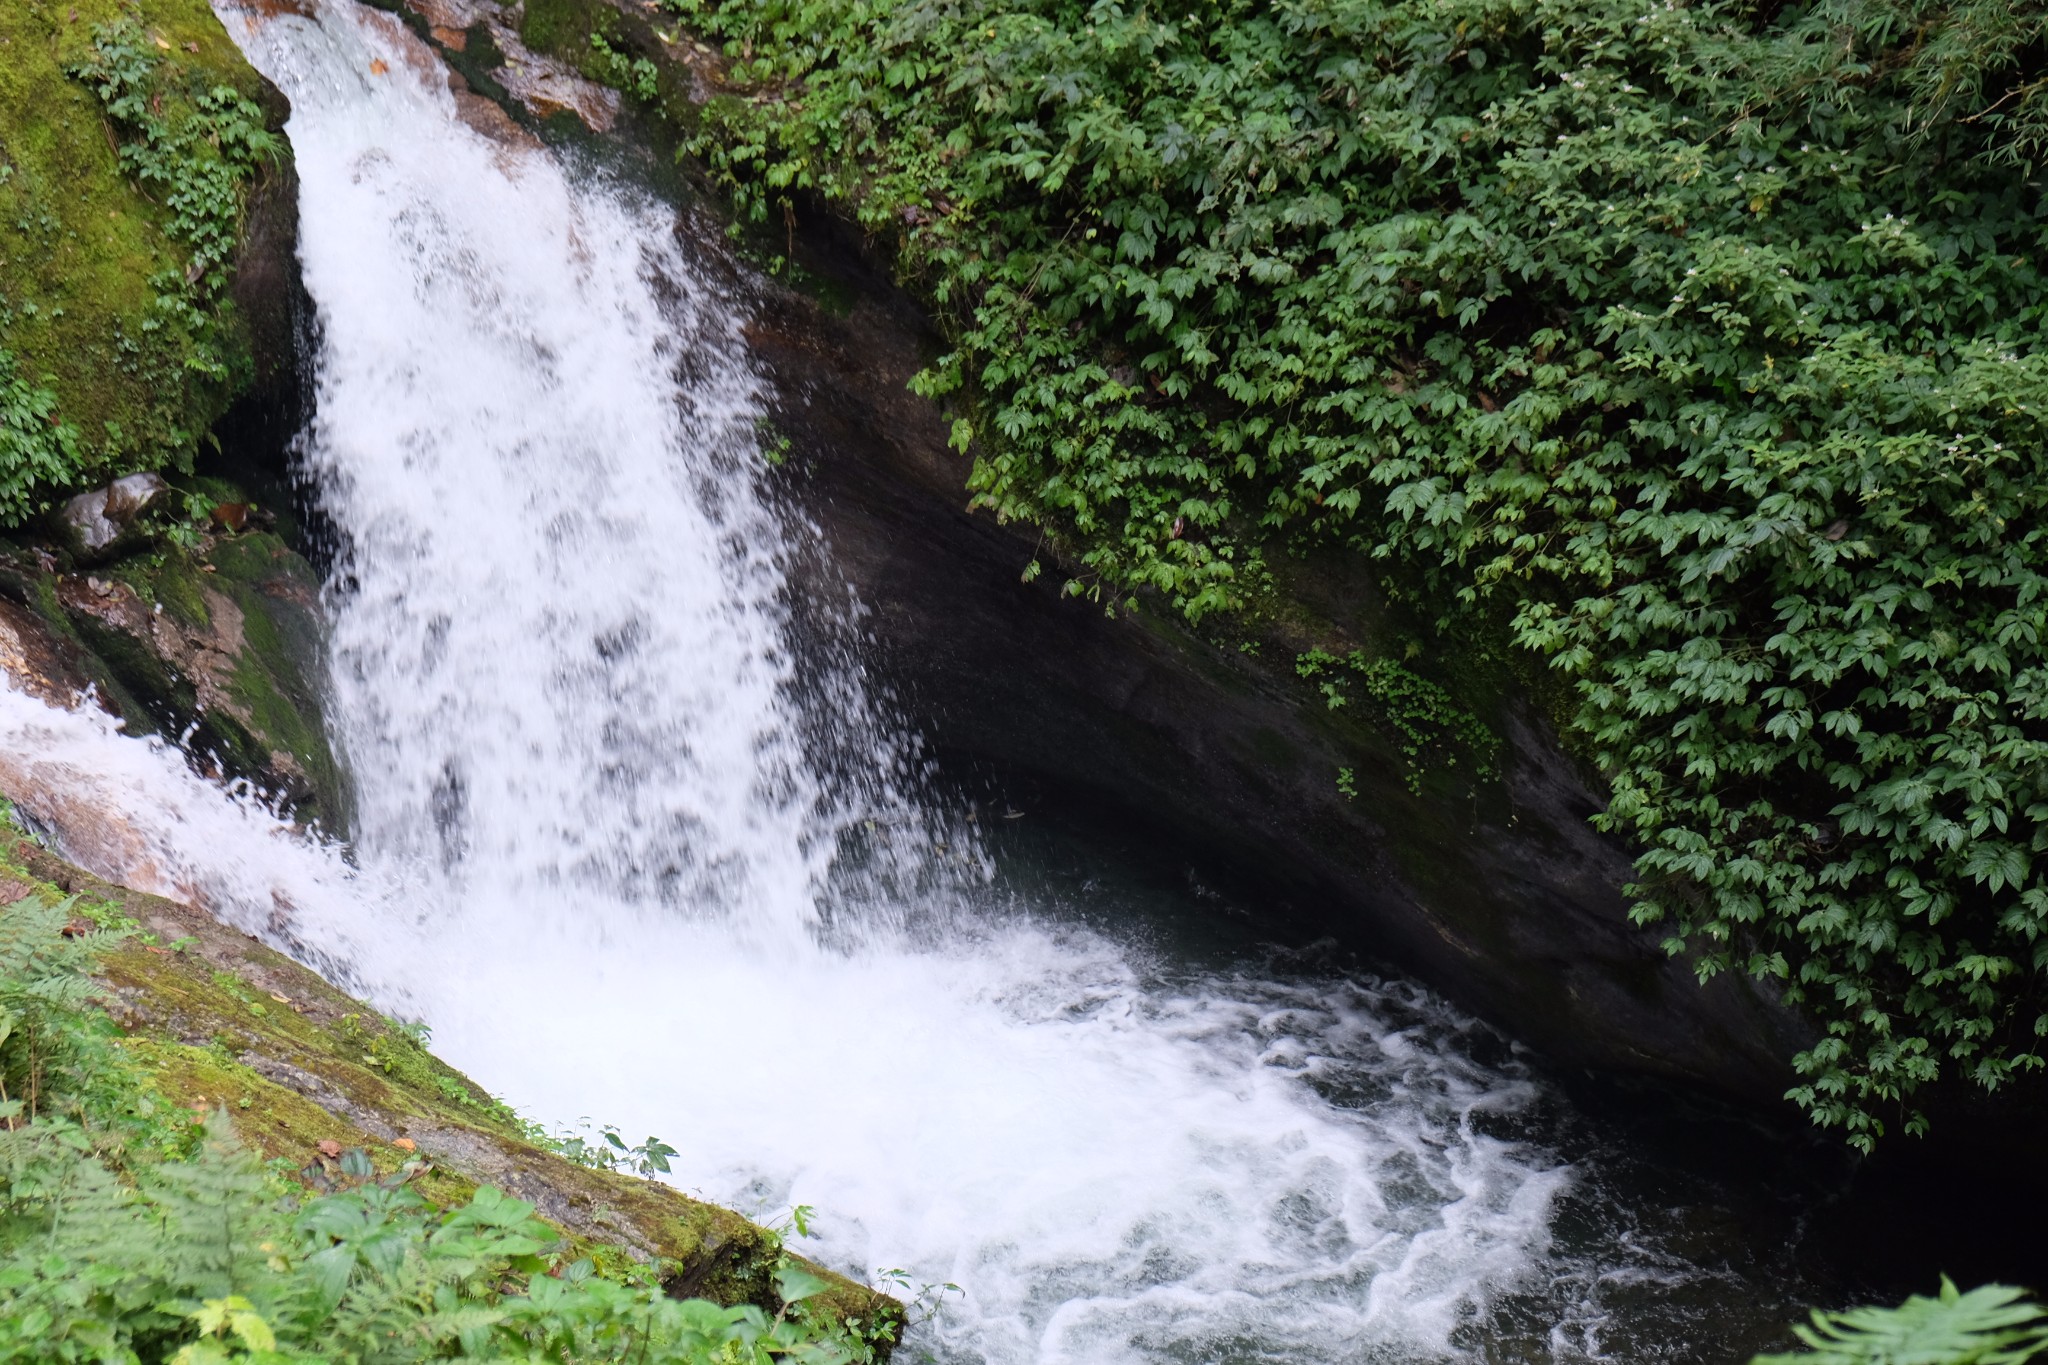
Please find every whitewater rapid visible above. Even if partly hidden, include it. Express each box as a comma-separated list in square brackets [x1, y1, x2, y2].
[0, 1, 1807, 1359]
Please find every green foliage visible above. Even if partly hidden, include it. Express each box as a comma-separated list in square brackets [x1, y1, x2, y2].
[0, 2, 277, 522]
[1755, 1279, 2048, 1365]
[531, 1118, 682, 1177]
[0, 890, 885, 1363]
[0, 347, 82, 524]
[0, 1116, 867, 1364]
[1750, 0, 2048, 171]
[1298, 648, 1499, 793]
[591, 33, 662, 103]
[69, 17, 278, 383]
[866, 1269, 960, 1338]
[669, 0, 2048, 1144]
[0, 896, 122, 1125]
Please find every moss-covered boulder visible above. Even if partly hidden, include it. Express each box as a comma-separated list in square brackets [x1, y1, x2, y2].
[0, 0, 336, 821]
[0, 830, 902, 1343]
[0, 0, 296, 517]
[0, 494, 347, 830]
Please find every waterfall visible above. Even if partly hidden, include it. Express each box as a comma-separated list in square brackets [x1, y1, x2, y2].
[0, 1, 1808, 1359]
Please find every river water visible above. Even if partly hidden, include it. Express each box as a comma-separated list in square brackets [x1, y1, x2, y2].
[0, 1, 1828, 1358]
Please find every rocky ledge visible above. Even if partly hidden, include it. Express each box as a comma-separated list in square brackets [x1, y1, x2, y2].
[0, 486, 345, 831]
[0, 831, 902, 1342]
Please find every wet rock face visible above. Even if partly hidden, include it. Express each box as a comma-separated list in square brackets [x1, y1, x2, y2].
[0, 528, 345, 833]
[232, 65, 308, 436]
[0, 591, 98, 709]
[337, 0, 622, 137]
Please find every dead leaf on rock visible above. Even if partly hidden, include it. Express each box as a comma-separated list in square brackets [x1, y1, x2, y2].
[369, 58, 389, 76]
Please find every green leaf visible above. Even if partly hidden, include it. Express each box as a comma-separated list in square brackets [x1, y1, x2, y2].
[775, 1262, 833, 1304]
[1754, 1280, 2048, 1365]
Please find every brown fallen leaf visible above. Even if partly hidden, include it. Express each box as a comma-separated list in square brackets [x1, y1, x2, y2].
[369, 58, 389, 76]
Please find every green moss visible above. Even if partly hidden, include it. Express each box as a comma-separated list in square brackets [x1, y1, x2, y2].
[105, 943, 505, 1141]
[109, 544, 211, 629]
[0, 0, 271, 504]
[0, 521, 348, 827]
[206, 530, 348, 827]
[134, 1038, 484, 1208]
[518, 0, 609, 65]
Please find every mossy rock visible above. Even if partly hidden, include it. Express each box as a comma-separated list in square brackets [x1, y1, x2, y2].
[0, 0, 286, 503]
[0, 507, 348, 829]
[0, 833, 903, 1344]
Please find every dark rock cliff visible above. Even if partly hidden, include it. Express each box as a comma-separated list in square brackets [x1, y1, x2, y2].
[737, 232, 1811, 1111]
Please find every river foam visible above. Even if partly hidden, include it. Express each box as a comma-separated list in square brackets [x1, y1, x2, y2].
[0, 669, 1570, 1364]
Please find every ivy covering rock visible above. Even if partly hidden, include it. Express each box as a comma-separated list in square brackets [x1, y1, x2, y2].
[541, 0, 2048, 1144]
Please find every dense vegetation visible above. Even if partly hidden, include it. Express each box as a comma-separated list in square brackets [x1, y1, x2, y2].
[654, 0, 2048, 1145]
[0, 886, 886, 1363]
[0, 3, 274, 521]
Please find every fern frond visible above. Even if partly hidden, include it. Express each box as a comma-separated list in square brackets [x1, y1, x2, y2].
[141, 1110, 282, 1307]
[1756, 1279, 2048, 1365]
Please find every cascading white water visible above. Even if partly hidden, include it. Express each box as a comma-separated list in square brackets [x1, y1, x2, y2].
[0, 677, 1572, 1362]
[0, 1, 1775, 1359]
